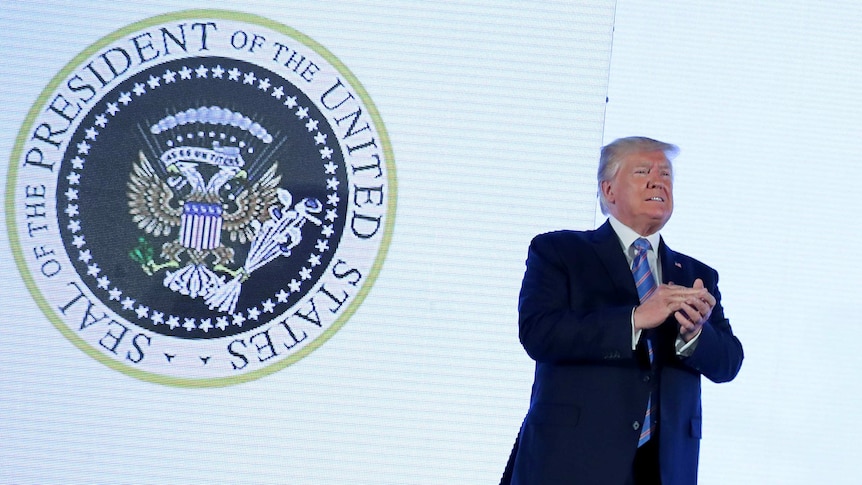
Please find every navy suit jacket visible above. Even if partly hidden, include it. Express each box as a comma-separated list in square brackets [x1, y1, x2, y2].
[504, 222, 743, 485]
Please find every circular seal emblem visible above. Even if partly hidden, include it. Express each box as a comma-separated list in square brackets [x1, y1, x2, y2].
[7, 10, 395, 386]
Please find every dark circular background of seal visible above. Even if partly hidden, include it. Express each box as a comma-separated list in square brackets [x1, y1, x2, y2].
[56, 56, 348, 340]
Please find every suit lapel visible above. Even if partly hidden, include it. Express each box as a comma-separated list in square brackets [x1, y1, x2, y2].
[590, 221, 639, 301]
[658, 238, 686, 286]
[657, 238, 695, 352]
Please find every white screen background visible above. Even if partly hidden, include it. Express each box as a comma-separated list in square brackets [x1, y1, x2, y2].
[0, 1, 859, 484]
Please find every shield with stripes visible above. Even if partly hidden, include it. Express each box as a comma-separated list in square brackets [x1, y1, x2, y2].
[180, 201, 224, 251]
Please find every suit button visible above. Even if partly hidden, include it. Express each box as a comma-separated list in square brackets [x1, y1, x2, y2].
[632, 421, 640, 431]
[643, 375, 651, 383]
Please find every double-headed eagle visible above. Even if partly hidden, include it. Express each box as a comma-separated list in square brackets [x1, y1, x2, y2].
[127, 147, 281, 275]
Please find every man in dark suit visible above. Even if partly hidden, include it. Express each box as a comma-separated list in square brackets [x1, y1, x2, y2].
[503, 137, 743, 485]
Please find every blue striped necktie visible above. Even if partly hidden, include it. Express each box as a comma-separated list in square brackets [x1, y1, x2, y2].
[632, 237, 656, 447]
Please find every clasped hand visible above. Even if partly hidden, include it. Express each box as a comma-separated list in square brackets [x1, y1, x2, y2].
[633, 278, 714, 342]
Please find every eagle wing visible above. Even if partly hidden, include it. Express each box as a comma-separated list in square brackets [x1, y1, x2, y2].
[222, 163, 282, 244]
[127, 151, 183, 237]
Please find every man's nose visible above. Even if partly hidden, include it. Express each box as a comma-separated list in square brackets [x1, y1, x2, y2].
[647, 177, 666, 190]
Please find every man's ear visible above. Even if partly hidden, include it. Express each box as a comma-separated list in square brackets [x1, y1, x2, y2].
[600, 180, 614, 205]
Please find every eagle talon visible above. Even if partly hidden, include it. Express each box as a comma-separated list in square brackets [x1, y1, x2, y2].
[213, 264, 249, 281]
[148, 260, 180, 273]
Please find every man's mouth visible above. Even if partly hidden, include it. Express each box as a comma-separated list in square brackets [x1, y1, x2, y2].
[647, 197, 665, 202]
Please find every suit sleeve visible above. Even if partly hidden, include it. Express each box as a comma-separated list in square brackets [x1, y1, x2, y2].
[518, 234, 635, 364]
[679, 268, 744, 383]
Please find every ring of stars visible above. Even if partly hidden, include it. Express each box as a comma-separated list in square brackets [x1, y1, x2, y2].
[62, 60, 343, 333]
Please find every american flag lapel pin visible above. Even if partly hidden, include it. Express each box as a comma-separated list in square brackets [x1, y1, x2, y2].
[675, 262, 682, 269]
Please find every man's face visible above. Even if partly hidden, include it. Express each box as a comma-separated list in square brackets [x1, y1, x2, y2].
[602, 149, 674, 235]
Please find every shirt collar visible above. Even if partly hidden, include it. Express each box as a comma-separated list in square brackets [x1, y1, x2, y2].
[607, 215, 661, 253]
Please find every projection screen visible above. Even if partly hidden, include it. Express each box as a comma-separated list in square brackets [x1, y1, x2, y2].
[1, 1, 860, 483]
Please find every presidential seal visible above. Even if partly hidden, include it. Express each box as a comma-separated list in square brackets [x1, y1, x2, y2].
[7, 10, 395, 386]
